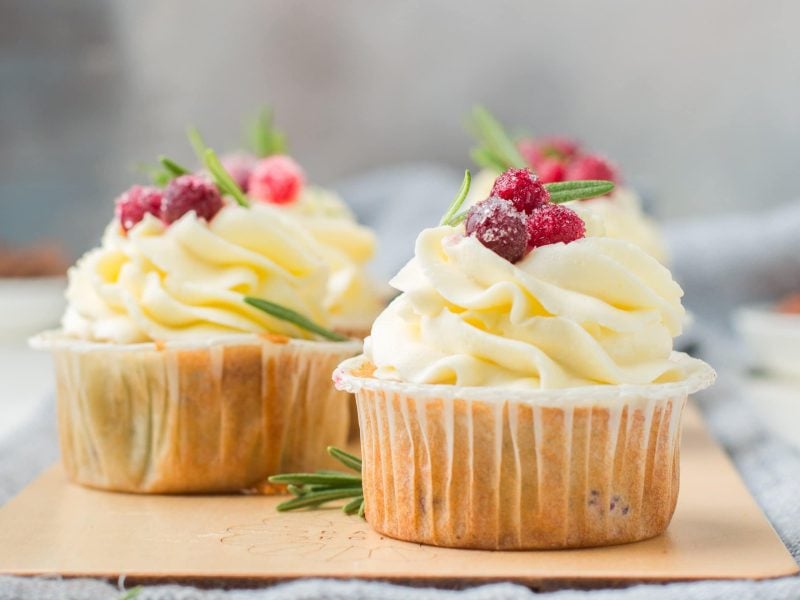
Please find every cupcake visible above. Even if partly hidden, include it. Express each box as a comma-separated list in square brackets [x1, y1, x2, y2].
[465, 106, 669, 264]
[215, 110, 386, 339]
[334, 168, 714, 549]
[211, 111, 387, 441]
[32, 148, 360, 494]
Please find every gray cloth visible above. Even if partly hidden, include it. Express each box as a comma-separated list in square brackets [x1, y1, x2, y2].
[2, 167, 799, 599]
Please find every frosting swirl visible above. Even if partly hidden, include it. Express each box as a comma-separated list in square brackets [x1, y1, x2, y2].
[281, 186, 384, 331]
[63, 203, 330, 343]
[365, 225, 685, 389]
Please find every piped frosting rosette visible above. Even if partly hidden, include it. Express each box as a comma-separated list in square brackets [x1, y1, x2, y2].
[366, 225, 684, 389]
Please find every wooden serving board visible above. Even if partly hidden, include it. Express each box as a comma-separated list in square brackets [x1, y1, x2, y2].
[0, 404, 796, 589]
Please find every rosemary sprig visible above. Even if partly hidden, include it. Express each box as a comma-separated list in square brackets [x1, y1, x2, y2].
[269, 446, 365, 517]
[187, 127, 250, 208]
[247, 106, 287, 158]
[205, 148, 250, 207]
[545, 180, 615, 203]
[439, 170, 471, 226]
[244, 296, 348, 342]
[467, 105, 527, 171]
[158, 156, 191, 178]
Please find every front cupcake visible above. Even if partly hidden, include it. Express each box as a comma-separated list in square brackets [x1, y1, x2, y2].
[334, 168, 714, 549]
[33, 150, 361, 494]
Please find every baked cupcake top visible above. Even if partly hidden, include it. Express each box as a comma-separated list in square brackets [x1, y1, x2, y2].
[63, 146, 348, 344]
[216, 111, 384, 332]
[365, 168, 686, 390]
[465, 107, 668, 263]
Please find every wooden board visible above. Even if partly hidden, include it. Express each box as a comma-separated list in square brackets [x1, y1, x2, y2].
[0, 404, 796, 589]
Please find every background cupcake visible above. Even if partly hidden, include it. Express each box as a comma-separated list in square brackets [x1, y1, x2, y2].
[33, 147, 361, 494]
[335, 168, 714, 549]
[213, 110, 387, 340]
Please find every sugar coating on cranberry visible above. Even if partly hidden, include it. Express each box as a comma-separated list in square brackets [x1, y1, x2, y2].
[526, 204, 586, 250]
[161, 175, 223, 224]
[247, 155, 305, 204]
[490, 168, 550, 214]
[221, 153, 257, 193]
[115, 185, 163, 232]
[566, 154, 620, 184]
[465, 197, 530, 263]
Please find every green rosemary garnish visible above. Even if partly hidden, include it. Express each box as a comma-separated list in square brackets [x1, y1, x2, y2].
[269, 446, 365, 516]
[545, 180, 615, 203]
[467, 105, 527, 172]
[158, 156, 191, 178]
[185, 127, 250, 207]
[247, 106, 287, 158]
[244, 296, 348, 341]
[439, 170, 471, 226]
[138, 156, 191, 187]
[204, 148, 250, 207]
[117, 586, 143, 600]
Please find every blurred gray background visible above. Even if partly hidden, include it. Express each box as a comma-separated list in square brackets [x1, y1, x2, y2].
[2, 0, 799, 261]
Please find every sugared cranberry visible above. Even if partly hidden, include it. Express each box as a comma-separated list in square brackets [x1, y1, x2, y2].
[115, 185, 163, 233]
[526, 204, 585, 250]
[465, 197, 530, 263]
[161, 175, 223, 224]
[566, 154, 620, 184]
[535, 158, 566, 183]
[247, 155, 304, 204]
[490, 168, 550, 214]
[221, 153, 257, 193]
[518, 137, 580, 167]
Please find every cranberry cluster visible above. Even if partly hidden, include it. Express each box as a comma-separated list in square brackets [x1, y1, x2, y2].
[465, 168, 585, 263]
[115, 154, 306, 234]
[115, 176, 223, 233]
[223, 154, 305, 204]
[517, 137, 620, 185]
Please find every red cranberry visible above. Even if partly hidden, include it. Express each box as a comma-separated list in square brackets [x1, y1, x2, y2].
[247, 155, 304, 204]
[115, 185, 163, 233]
[518, 137, 580, 167]
[535, 158, 566, 183]
[490, 168, 550, 214]
[526, 204, 586, 250]
[566, 154, 620, 184]
[161, 175, 223, 224]
[221, 153, 257, 193]
[465, 197, 530, 263]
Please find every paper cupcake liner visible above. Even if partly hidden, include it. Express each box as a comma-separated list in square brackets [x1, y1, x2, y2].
[334, 352, 715, 550]
[330, 324, 370, 443]
[33, 331, 361, 494]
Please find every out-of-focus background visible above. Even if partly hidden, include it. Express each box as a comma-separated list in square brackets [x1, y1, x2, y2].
[3, 0, 800, 258]
[1, 1, 800, 444]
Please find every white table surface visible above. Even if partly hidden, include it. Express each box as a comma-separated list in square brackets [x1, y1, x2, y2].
[0, 341, 53, 444]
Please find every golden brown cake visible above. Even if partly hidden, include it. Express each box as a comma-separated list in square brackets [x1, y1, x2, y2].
[336, 353, 713, 549]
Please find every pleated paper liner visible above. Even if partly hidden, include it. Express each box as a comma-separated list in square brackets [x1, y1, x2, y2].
[334, 352, 715, 549]
[32, 331, 361, 494]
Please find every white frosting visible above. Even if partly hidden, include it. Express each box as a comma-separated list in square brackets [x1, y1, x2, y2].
[63, 203, 331, 343]
[365, 225, 685, 389]
[279, 186, 384, 330]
